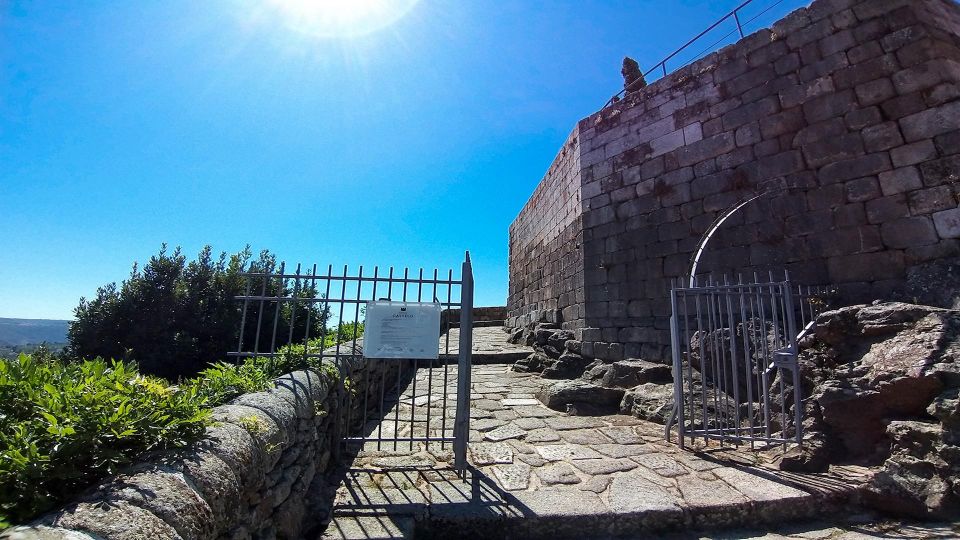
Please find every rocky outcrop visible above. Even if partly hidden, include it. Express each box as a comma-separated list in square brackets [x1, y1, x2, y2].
[782, 302, 960, 520]
[511, 323, 591, 380]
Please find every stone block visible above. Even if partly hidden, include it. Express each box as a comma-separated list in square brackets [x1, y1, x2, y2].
[848, 42, 884, 65]
[892, 59, 960, 95]
[803, 89, 858, 123]
[827, 251, 906, 283]
[933, 208, 960, 239]
[878, 166, 922, 196]
[802, 132, 865, 167]
[834, 203, 867, 227]
[722, 96, 781, 131]
[833, 54, 899, 90]
[934, 130, 960, 157]
[818, 153, 892, 184]
[855, 78, 896, 106]
[793, 117, 845, 145]
[880, 216, 939, 248]
[758, 150, 805, 178]
[919, 155, 960, 187]
[861, 121, 904, 152]
[890, 140, 937, 168]
[866, 194, 910, 224]
[845, 106, 883, 130]
[675, 133, 736, 167]
[900, 101, 960, 142]
[908, 186, 956, 215]
[881, 92, 926, 120]
[780, 76, 835, 109]
[760, 107, 805, 139]
[820, 28, 856, 57]
[845, 176, 881, 203]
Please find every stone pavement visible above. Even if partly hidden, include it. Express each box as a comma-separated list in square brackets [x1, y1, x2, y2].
[318, 362, 885, 539]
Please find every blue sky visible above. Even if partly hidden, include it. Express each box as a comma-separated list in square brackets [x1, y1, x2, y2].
[0, 0, 805, 320]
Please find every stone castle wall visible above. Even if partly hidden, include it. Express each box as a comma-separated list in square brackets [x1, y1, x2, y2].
[507, 129, 586, 330]
[508, 0, 960, 361]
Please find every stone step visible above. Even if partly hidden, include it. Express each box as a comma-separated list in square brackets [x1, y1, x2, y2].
[447, 320, 505, 328]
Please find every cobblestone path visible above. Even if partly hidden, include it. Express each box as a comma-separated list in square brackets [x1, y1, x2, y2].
[318, 358, 915, 539]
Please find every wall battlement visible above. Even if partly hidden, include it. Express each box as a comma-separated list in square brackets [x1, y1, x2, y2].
[508, 0, 960, 361]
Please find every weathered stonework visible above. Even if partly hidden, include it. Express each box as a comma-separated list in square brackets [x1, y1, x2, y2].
[509, 0, 960, 361]
[2, 358, 397, 540]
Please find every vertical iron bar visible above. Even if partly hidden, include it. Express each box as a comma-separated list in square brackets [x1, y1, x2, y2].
[286, 264, 301, 351]
[755, 272, 772, 442]
[237, 274, 252, 358]
[441, 268, 453, 448]
[682, 287, 694, 442]
[734, 9, 744, 38]
[738, 275, 756, 446]
[268, 262, 286, 373]
[253, 266, 269, 355]
[372, 266, 384, 451]
[352, 266, 364, 441]
[389, 266, 400, 451]
[724, 275, 741, 438]
[301, 265, 318, 364]
[669, 288, 685, 447]
[783, 277, 802, 445]
[335, 266, 350, 438]
[426, 268, 438, 446]
[694, 278, 708, 444]
[454, 252, 473, 471]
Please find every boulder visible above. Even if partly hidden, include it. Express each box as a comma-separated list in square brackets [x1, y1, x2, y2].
[536, 379, 625, 414]
[581, 359, 671, 388]
[541, 353, 591, 380]
[547, 330, 575, 351]
[512, 352, 552, 374]
[866, 420, 960, 520]
[619, 383, 675, 424]
[564, 339, 582, 355]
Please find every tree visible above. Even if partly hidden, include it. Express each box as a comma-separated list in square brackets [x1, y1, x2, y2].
[68, 245, 327, 379]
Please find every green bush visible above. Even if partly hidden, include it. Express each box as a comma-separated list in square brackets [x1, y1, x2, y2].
[0, 318, 360, 527]
[68, 245, 329, 379]
[0, 355, 210, 525]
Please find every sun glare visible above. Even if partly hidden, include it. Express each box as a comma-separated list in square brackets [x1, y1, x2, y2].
[271, 0, 421, 38]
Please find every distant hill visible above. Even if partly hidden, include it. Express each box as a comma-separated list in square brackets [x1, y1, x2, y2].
[0, 318, 70, 347]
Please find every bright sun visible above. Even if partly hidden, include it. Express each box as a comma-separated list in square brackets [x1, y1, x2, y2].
[271, 0, 421, 38]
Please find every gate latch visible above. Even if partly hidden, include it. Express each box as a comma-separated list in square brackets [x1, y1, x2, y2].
[772, 345, 797, 369]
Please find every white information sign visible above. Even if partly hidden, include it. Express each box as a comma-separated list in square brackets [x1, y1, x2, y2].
[363, 301, 441, 359]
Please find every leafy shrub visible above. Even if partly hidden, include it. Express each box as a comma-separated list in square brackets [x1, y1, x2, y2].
[0, 354, 211, 525]
[68, 245, 330, 379]
[188, 359, 275, 404]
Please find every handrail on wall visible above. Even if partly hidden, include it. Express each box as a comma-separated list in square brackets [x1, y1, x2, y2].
[602, 0, 795, 109]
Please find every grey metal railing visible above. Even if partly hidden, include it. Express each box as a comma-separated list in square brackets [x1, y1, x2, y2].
[228, 252, 474, 470]
[603, 0, 803, 109]
[667, 272, 828, 450]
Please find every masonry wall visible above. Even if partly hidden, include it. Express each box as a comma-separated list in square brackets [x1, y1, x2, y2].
[4, 359, 397, 540]
[507, 129, 586, 330]
[508, 0, 960, 362]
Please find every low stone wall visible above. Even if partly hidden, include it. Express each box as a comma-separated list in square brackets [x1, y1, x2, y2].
[2, 357, 396, 540]
[442, 306, 510, 325]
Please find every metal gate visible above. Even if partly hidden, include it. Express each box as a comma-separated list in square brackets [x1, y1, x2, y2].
[668, 272, 823, 450]
[228, 252, 473, 469]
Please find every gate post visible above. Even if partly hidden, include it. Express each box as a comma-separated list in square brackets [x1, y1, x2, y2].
[454, 252, 473, 471]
